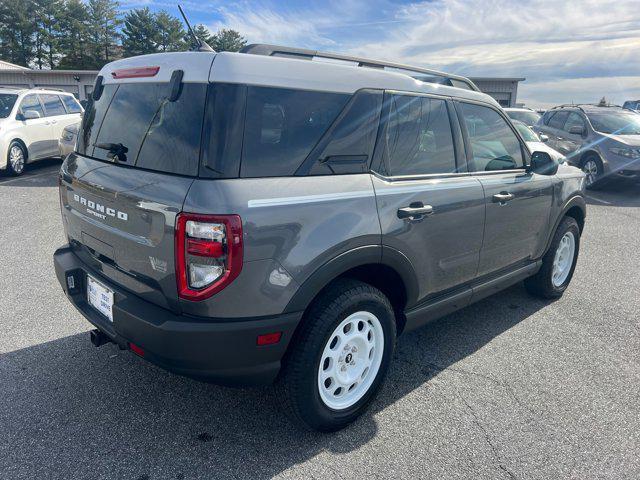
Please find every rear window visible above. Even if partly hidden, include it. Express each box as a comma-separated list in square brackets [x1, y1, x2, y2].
[77, 82, 207, 176]
[241, 86, 349, 177]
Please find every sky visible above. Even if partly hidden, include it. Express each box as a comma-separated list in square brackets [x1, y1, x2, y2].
[122, 0, 640, 108]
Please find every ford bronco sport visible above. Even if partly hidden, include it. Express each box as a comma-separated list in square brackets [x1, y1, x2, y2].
[54, 45, 587, 431]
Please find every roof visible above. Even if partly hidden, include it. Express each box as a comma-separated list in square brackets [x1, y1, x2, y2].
[551, 103, 627, 113]
[0, 86, 78, 95]
[0, 60, 29, 70]
[240, 43, 480, 92]
[98, 51, 498, 107]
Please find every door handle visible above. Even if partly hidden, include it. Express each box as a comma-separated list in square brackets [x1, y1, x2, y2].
[51, 120, 57, 124]
[397, 203, 434, 220]
[492, 192, 515, 204]
[557, 136, 564, 141]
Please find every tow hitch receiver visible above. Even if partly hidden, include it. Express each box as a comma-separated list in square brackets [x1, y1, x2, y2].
[90, 329, 113, 348]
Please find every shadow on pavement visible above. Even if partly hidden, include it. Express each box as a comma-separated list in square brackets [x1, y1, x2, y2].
[0, 158, 61, 187]
[1, 284, 549, 479]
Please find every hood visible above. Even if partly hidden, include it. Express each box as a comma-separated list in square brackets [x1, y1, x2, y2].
[603, 133, 640, 147]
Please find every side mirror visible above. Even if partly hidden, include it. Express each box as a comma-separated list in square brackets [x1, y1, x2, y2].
[539, 133, 549, 143]
[568, 125, 584, 135]
[528, 151, 558, 176]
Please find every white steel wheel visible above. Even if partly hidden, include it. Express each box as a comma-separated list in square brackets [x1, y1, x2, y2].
[552, 231, 576, 287]
[317, 311, 384, 410]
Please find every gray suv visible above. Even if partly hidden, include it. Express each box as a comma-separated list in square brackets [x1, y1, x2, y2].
[535, 104, 640, 188]
[53, 46, 587, 431]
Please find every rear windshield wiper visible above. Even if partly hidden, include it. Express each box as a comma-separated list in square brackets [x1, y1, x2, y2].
[95, 142, 128, 162]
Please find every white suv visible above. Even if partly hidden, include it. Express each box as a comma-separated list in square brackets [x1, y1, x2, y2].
[0, 87, 83, 175]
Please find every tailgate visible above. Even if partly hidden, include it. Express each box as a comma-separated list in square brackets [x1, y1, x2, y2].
[60, 153, 194, 311]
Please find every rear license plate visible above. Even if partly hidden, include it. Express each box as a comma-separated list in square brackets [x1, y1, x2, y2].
[87, 275, 114, 322]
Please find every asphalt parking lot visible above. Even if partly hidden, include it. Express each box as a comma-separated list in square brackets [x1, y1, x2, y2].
[1, 161, 639, 480]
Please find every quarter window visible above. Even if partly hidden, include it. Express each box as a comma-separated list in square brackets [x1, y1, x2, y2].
[241, 86, 349, 177]
[40, 94, 67, 117]
[382, 94, 457, 176]
[19, 94, 44, 118]
[460, 102, 524, 171]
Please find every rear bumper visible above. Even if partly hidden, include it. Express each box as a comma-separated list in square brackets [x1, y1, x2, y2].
[53, 245, 302, 386]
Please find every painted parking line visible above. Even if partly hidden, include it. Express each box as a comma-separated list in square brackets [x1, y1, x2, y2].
[586, 194, 612, 205]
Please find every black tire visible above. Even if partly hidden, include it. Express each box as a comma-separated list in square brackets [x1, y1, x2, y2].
[525, 216, 580, 299]
[580, 154, 607, 190]
[279, 279, 396, 432]
[6, 141, 26, 176]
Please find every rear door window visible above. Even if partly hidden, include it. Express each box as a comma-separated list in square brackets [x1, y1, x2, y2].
[547, 111, 569, 130]
[40, 94, 66, 117]
[241, 86, 349, 177]
[459, 102, 524, 171]
[61, 95, 82, 113]
[381, 94, 457, 176]
[78, 82, 207, 176]
[563, 112, 585, 133]
[19, 94, 44, 118]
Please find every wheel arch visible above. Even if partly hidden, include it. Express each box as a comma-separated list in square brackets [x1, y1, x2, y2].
[578, 149, 602, 167]
[283, 245, 418, 335]
[544, 195, 586, 254]
[8, 138, 29, 161]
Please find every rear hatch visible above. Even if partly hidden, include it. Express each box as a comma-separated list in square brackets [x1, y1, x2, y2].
[59, 53, 214, 312]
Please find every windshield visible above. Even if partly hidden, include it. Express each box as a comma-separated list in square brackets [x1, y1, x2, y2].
[587, 112, 640, 135]
[0, 94, 18, 118]
[506, 110, 541, 125]
[514, 121, 540, 142]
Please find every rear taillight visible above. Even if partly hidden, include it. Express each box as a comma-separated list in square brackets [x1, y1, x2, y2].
[175, 213, 243, 301]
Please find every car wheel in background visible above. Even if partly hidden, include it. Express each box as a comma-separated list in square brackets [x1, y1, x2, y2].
[525, 216, 580, 299]
[581, 154, 606, 189]
[6, 141, 26, 176]
[279, 279, 396, 432]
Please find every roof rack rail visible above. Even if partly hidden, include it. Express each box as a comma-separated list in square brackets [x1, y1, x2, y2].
[239, 44, 480, 92]
[551, 103, 623, 111]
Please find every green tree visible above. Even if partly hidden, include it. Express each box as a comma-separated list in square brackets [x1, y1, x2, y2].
[57, 0, 92, 69]
[122, 7, 157, 57]
[87, 0, 121, 67]
[33, 0, 64, 69]
[0, 0, 36, 67]
[211, 29, 247, 52]
[155, 11, 185, 52]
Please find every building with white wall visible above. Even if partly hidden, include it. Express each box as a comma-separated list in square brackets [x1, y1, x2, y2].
[470, 77, 525, 107]
[0, 61, 98, 101]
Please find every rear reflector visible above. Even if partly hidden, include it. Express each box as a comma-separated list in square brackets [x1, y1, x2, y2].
[129, 342, 145, 357]
[111, 66, 160, 79]
[256, 332, 282, 346]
